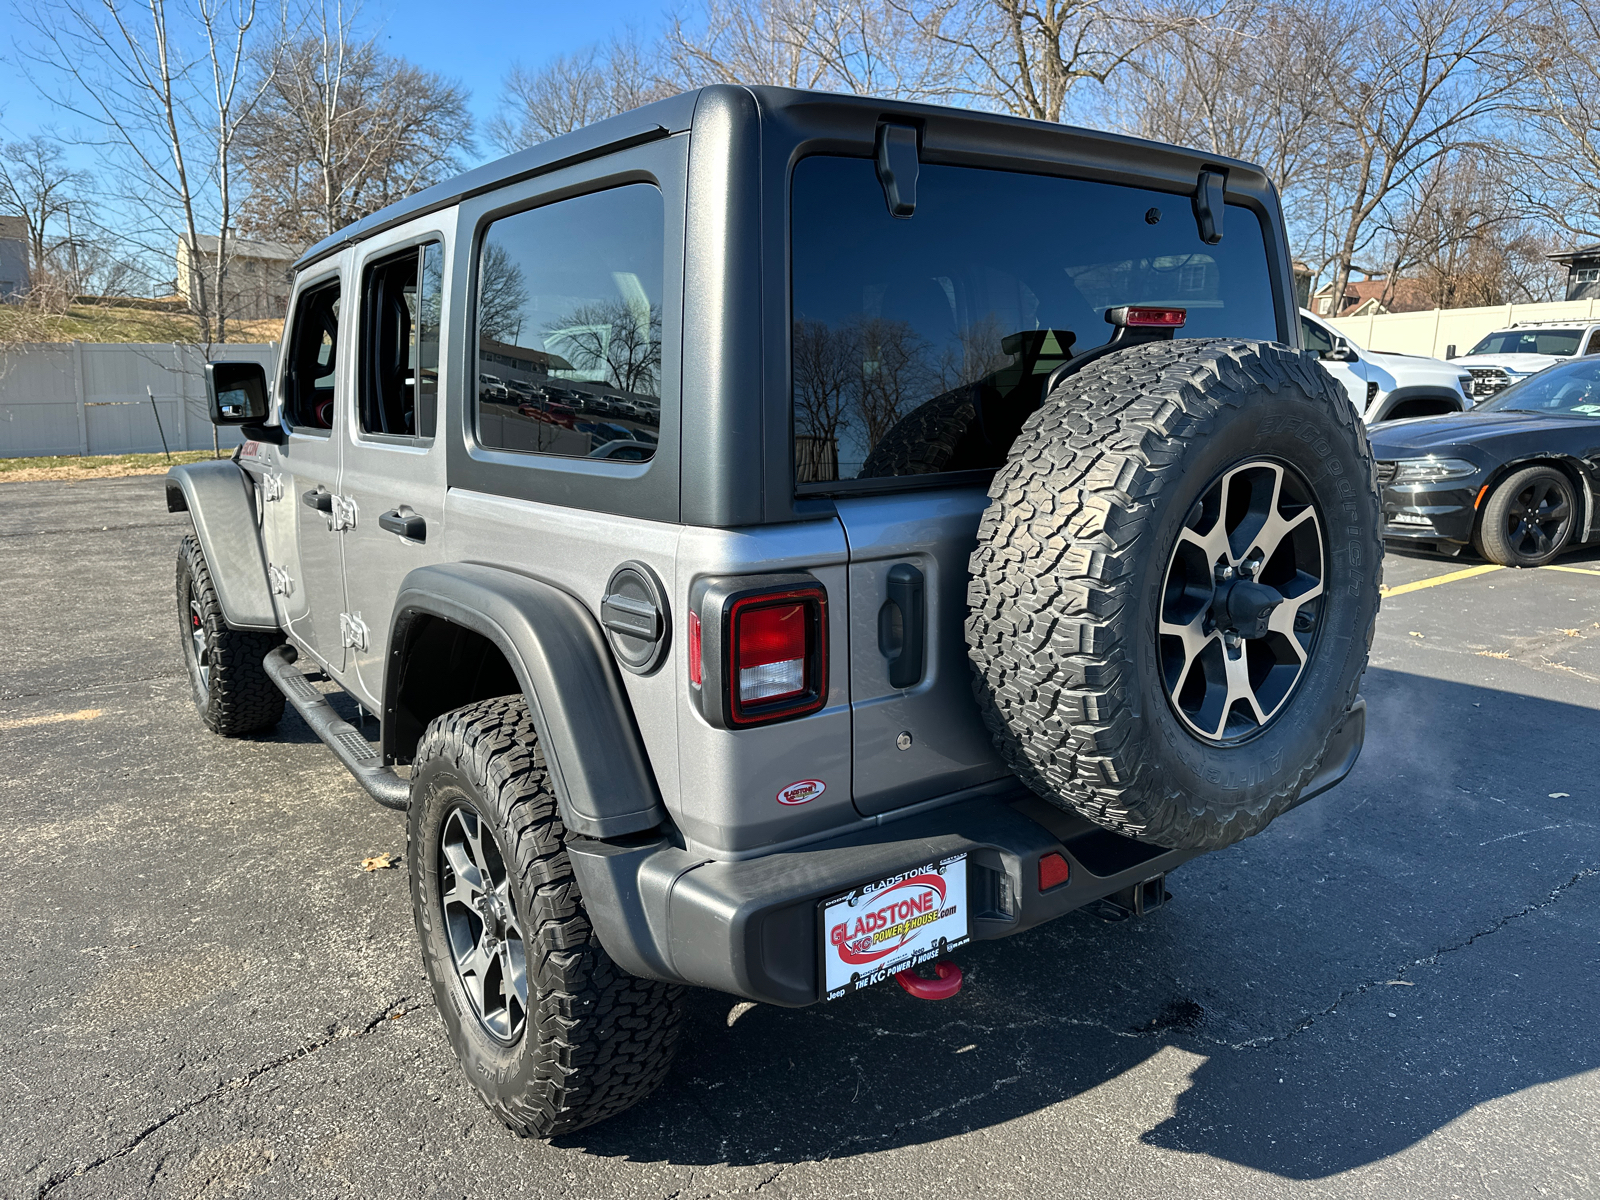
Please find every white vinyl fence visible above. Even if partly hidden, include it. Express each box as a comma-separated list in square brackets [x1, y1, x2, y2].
[0, 341, 279, 458]
[1328, 298, 1600, 360]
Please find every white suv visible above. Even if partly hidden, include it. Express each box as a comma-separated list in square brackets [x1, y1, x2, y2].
[1300, 309, 1472, 423]
[1451, 321, 1600, 400]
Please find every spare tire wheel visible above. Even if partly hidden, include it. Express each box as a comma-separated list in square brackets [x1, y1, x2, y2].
[967, 339, 1382, 851]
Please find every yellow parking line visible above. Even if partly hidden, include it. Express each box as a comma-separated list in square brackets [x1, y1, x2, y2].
[1545, 564, 1600, 578]
[1380, 564, 1503, 598]
[0, 707, 103, 731]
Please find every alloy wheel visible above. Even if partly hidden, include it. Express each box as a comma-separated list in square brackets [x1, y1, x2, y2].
[1159, 459, 1327, 743]
[439, 805, 528, 1043]
[1502, 477, 1572, 560]
[189, 598, 211, 691]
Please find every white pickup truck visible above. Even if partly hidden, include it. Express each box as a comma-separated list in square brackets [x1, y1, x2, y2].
[1300, 309, 1472, 424]
[1449, 321, 1600, 400]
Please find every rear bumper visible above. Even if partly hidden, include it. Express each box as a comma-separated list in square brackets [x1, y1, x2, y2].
[568, 699, 1365, 1007]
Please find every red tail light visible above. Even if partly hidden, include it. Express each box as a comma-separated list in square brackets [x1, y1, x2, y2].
[727, 588, 826, 724]
[688, 575, 828, 728]
[736, 602, 808, 702]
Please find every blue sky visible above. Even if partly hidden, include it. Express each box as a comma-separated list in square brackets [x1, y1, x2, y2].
[1, 0, 670, 165]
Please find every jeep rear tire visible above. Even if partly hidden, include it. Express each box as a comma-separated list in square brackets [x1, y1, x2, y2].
[967, 339, 1382, 851]
[176, 534, 285, 736]
[408, 695, 683, 1138]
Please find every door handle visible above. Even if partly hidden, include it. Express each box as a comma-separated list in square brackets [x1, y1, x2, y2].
[378, 508, 426, 542]
[878, 563, 926, 689]
[301, 488, 333, 513]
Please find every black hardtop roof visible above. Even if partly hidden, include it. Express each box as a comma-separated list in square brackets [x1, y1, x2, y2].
[293, 84, 1270, 273]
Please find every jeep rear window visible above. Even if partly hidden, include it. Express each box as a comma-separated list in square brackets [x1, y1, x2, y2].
[790, 157, 1279, 488]
[475, 184, 663, 462]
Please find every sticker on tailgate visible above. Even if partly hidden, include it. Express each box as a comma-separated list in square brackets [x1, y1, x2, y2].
[821, 853, 968, 1000]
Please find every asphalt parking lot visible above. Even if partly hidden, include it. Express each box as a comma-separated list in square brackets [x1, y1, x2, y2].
[3, 474, 1597, 1200]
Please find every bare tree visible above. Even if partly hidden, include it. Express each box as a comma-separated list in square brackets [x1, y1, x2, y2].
[1106, 0, 1351, 204]
[0, 135, 91, 281]
[476, 243, 528, 344]
[892, 0, 1210, 122]
[661, 0, 960, 98]
[1315, 0, 1519, 326]
[1384, 152, 1564, 307]
[22, 0, 279, 342]
[488, 33, 671, 153]
[852, 316, 932, 448]
[546, 299, 663, 395]
[236, 3, 472, 247]
[1507, 0, 1600, 244]
[793, 316, 859, 480]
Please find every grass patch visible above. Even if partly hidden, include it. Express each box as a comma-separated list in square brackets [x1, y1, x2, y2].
[0, 303, 280, 345]
[0, 449, 220, 483]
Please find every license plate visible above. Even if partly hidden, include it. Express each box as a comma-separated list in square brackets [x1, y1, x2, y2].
[820, 853, 968, 1000]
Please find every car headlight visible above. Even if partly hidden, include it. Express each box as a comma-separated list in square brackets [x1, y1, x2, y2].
[1391, 457, 1480, 483]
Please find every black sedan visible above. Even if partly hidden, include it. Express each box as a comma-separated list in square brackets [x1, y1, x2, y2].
[1368, 356, 1600, 566]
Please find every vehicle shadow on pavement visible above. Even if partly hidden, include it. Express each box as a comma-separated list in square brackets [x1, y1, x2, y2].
[557, 667, 1600, 1177]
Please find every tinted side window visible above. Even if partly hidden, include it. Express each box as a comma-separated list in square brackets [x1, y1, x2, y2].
[285, 280, 340, 432]
[1300, 316, 1334, 355]
[475, 184, 663, 461]
[790, 159, 1279, 486]
[360, 242, 442, 438]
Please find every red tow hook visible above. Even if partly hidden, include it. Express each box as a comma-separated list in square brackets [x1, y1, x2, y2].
[895, 960, 963, 1000]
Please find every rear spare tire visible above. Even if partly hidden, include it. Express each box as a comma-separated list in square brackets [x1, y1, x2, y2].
[967, 339, 1382, 851]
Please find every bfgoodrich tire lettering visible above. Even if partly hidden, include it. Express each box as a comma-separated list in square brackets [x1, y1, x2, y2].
[966, 339, 1383, 851]
[408, 695, 683, 1137]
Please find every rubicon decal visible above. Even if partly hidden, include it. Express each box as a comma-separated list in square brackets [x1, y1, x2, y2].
[777, 779, 825, 805]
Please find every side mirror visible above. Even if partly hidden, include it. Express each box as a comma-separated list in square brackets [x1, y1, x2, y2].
[1323, 337, 1359, 363]
[204, 360, 269, 425]
[1444, 344, 1457, 359]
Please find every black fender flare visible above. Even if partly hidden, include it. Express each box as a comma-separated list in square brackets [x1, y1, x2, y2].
[386, 563, 667, 840]
[164, 461, 277, 631]
[1369, 385, 1465, 422]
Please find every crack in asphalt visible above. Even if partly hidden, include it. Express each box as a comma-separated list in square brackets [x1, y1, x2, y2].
[1231, 866, 1597, 1050]
[30, 996, 427, 1199]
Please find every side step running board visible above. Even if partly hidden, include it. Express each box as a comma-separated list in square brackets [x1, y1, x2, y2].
[263, 645, 409, 810]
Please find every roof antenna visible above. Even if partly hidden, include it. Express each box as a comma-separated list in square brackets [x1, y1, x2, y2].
[875, 124, 919, 219]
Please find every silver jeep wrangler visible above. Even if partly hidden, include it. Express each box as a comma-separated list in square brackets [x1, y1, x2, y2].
[167, 85, 1382, 1136]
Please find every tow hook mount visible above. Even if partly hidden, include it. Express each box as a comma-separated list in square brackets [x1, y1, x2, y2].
[895, 960, 963, 1000]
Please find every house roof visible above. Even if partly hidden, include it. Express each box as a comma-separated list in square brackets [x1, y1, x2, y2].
[0, 215, 28, 242]
[1547, 243, 1600, 266]
[186, 234, 298, 261]
[1312, 276, 1433, 317]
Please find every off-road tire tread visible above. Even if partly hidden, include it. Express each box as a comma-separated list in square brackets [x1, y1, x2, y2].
[861, 384, 978, 477]
[966, 339, 1381, 850]
[177, 534, 285, 735]
[411, 695, 682, 1138]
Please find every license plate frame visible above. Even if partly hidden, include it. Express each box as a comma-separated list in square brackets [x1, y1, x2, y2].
[819, 853, 968, 1001]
